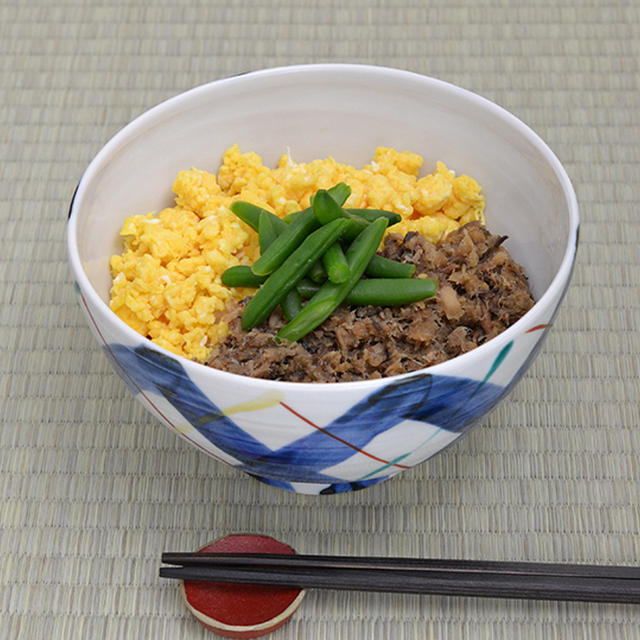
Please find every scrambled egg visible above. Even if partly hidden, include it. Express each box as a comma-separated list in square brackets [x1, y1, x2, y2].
[109, 145, 486, 361]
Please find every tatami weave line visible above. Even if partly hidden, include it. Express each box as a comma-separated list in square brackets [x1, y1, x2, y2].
[1, 0, 639, 637]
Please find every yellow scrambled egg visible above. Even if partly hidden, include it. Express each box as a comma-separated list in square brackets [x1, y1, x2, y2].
[109, 145, 485, 361]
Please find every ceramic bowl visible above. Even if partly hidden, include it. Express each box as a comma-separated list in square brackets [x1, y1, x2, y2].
[67, 64, 579, 494]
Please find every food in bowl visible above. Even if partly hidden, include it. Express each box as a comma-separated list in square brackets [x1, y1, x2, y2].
[68, 64, 578, 494]
[108, 144, 522, 376]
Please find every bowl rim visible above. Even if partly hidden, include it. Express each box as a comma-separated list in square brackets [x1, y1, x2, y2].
[67, 62, 579, 391]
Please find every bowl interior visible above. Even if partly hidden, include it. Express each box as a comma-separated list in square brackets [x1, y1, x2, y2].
[71, 65, 575, 307]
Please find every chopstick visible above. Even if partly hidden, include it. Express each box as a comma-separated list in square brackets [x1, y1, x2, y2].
[159, 553, 640, 604]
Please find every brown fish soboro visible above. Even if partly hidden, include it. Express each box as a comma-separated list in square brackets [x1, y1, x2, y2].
[206, 222, 535, 383]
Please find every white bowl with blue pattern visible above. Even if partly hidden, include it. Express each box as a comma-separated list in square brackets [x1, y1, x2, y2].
[67, 64, 579, 494]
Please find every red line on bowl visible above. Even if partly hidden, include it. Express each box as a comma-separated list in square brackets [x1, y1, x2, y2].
[279, 401, 410, 470]
[525, 324, 551, 333]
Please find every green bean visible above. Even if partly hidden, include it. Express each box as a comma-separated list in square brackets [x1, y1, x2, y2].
[342, 219, 371, 241]
[283, 182, 352, 224]
[266, 210, 288, 233]
[345, 277, 437, 305]
[275, 217, 388, 342]
[312, 189, 350, 225]
[308, 260, 328, 284]
[241, 218, 349, 330]
[258, 210, 282, 253]
[347, 208, 402, 227]
[281, 289, 303, 321]
[221, 260, 419, 302]
[296, 277, 436, 305]
[228, 201, 262, 231]
[365, 254, 416, 279]
[221, 265, 267, 288]
[281, 208, 306, 224]
[229, 200, 287, 240]
[327, 182, 351, 205]
[322, 242, 350, 284]
[312, 190, 368, 240]
[229, 201, 286, 233]
[296, 277, 437, 305]
[310, 181, 352, 208]
[250, 208, 320, 276]
[296, 278, 320, 299]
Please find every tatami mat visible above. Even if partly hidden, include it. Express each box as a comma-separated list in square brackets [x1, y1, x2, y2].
[1, 0, 639, 637]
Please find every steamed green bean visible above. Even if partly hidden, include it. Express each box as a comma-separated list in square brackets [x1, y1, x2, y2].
[242, 218, 349, 330]
[276, 217, 388, 342]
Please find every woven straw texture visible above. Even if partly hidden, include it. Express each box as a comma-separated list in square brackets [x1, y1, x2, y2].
[1, 0, 639, 637]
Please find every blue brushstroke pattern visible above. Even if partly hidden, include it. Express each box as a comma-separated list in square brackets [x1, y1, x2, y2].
[248, 474, 296, 493]
[319, 476, 391, 494]
[107, 344, 341, 484]
[106, 343, 510, 488]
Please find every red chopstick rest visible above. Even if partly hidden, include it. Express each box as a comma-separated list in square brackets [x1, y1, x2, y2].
[180, 534, 306, 639]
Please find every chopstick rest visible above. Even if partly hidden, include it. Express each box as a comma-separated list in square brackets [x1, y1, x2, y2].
[174, 535, 305, 639]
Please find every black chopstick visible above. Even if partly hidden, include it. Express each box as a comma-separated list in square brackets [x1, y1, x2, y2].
[159, 554, 640, 604]
[162, 552, 640, 580]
